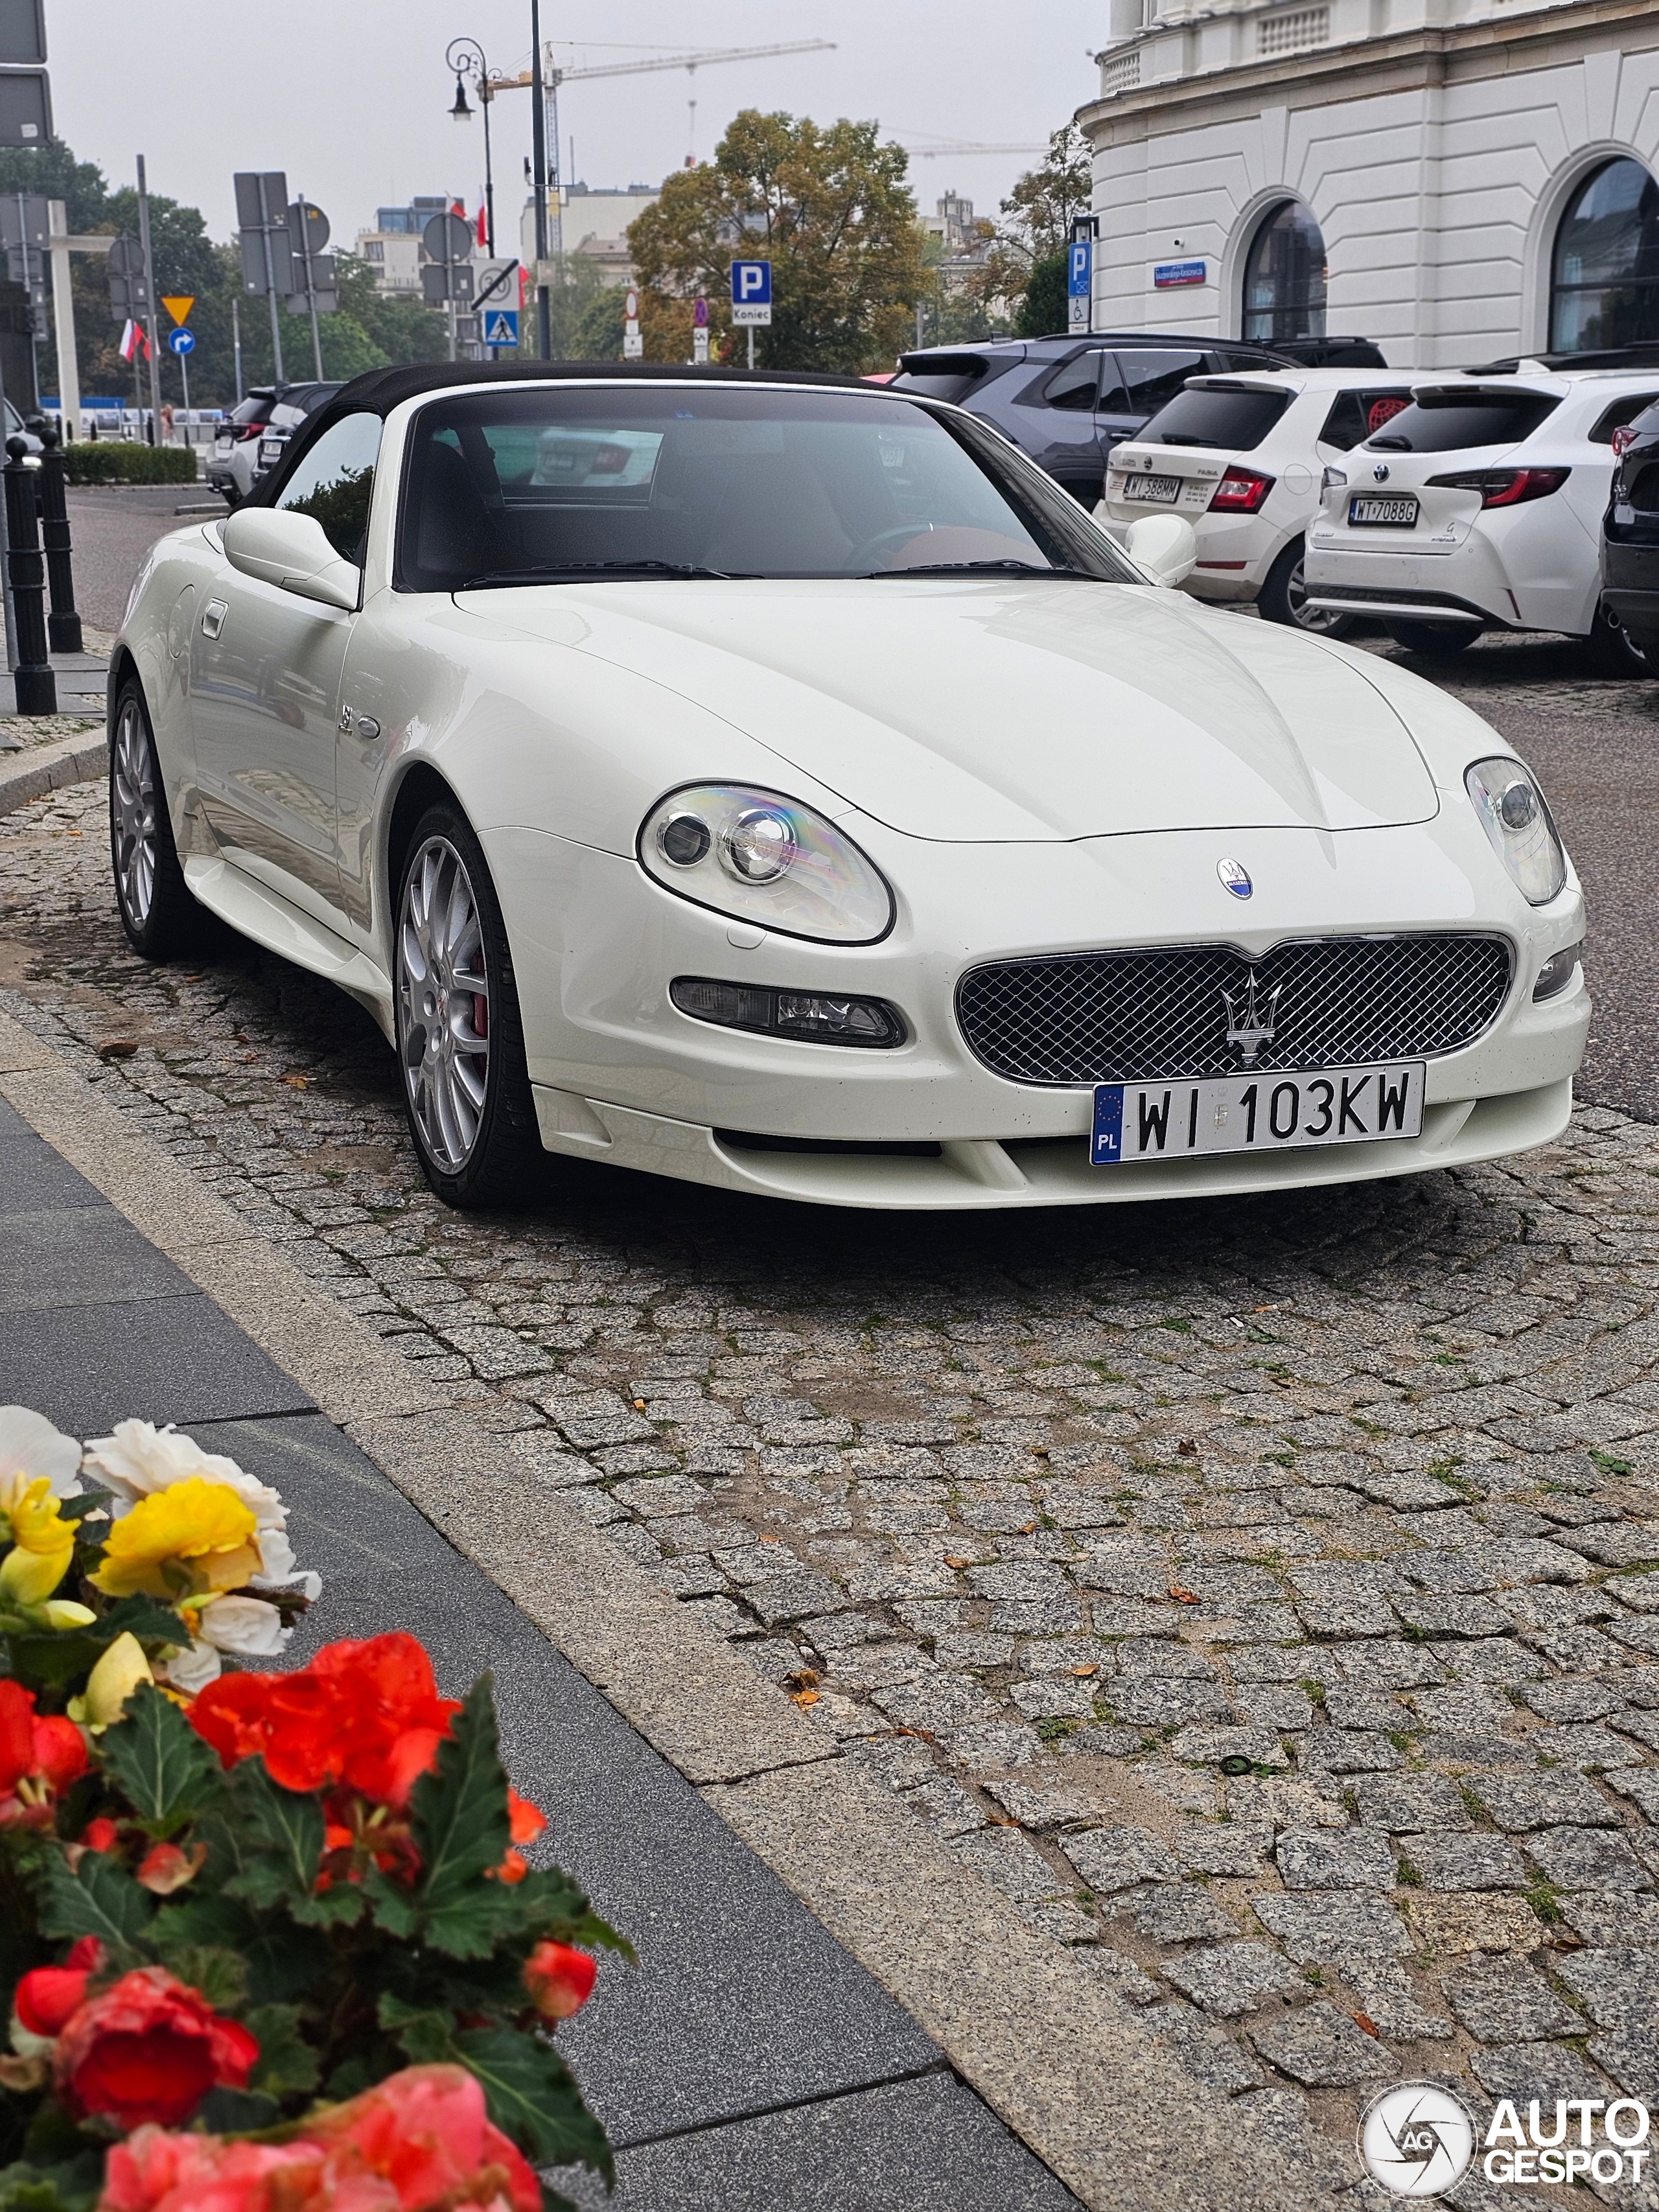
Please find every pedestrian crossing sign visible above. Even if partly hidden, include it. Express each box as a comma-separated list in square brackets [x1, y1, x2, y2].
[481, 308, 518, 347]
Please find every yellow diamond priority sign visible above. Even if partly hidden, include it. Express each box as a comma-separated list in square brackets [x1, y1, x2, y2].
[160, 294, 194, 327]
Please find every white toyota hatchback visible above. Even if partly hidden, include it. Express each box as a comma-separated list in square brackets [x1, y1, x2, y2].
[1098, 367, 1417, 634]
[108, 363, 1588, 1214]
[1303, 367, 1659, 667]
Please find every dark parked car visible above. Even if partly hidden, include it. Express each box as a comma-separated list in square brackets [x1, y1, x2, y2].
[1603, 395, 1659, 658]
[206, 382, 342, 506]
[890, 332, 1299, 503]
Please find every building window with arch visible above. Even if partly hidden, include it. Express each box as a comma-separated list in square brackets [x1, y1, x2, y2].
[1241, 201, 1327, 345]
[1550, 158, 1659, 353]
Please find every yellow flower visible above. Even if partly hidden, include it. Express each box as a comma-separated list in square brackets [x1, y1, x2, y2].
[42, 1599, 97, 1630]
[0, 1476, 74, 1605]
[89, 1478, 261, 1601]
[78, 1631, 154, 1727]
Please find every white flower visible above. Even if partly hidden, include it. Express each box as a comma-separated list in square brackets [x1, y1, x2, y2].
[196, 1594, 291, 1658]
[0, 1405, 84, 1517]
[249, 1526, 321, 1601]
[157, 1638, 222, 1695]
[83, 1420, 286, 1534]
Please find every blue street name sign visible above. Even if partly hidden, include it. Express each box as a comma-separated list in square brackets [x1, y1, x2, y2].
[730, 259, 772, 326]
[481, 307, 519, 347]
[1067, 239, 1092, 332]
[1153, 259, 1209, 289]
[167, 327, 195, 355]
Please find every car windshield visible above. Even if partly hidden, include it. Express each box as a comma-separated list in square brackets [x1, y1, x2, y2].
[397, 383, 1137, 591]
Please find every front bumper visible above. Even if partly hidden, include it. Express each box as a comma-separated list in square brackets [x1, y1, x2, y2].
[483, 816, 1589, 1209]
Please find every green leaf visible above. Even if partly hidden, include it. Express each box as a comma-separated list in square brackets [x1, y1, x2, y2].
[144, 1939, 248, 2012]
[408, 1678, 513, 1956]
[0, 2155, 102, 2212]
[98, 1683, 222, 1837]
[6, 1598, 193, 1692]
[454, 2027, 613, 2178]
[377, 1992, 454, 2067]
[38, 1852, 155, 1960]
[288, 1880, 365, 1930]
[361, 1862, 420, 1938]
[244, 2003, 321, 2097]
[221, 1762, 323, 1913]
[194, 2087, 281, 2134]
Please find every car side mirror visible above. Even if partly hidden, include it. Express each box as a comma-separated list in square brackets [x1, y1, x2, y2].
[222, 506, 360, 612]
[1124, 513, 1198, 589]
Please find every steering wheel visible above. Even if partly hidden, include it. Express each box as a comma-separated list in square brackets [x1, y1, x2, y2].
[846, 523, 933, 572]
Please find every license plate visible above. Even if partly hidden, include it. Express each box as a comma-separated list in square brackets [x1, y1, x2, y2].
[1091, 1062, 1424, 1166]
[1122, 474, 1181, 504]
[259, 439, 283, 462]
[1349, 495, 1419, 528]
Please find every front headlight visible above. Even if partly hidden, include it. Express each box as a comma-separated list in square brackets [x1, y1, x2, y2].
[638, 783, 895, 944]
[1464, 757, 1566, 905]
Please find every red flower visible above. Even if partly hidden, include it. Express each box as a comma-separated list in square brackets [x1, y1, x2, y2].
[98, 2129, 322, 2212]
[79, 1816, 120, 1854]
[14, 1938, 105, 2038]
[522, 1940, 596, 2021]
[190, 1633, 461, 1808]
[493, 1789, 547, 1885]
[0, 1680, 88, 1826]
[55, 1967, 258, 2130]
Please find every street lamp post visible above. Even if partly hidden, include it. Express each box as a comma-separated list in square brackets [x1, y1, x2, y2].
[445, 36, 496, 259]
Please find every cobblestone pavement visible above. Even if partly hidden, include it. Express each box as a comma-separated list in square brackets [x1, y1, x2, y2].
[5, 653, 1659, 2201]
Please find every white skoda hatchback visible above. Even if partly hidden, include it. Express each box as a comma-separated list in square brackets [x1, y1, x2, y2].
[1303, 367, 1659, 668]
[108, 364, 1588, 1213]
[1098, 366, 1417, 634]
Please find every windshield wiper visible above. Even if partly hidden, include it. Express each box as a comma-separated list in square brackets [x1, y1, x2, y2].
[863, 559, 1086, 579]
[459, 559, 742, 587]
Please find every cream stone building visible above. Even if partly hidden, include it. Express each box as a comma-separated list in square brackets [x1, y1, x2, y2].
[1076, 0, 1659, 366]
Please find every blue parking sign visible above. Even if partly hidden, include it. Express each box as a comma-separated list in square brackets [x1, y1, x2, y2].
[481, 307, 518, 347]
[1067, 239, 1092, 331]
[730, 259, 772, 325]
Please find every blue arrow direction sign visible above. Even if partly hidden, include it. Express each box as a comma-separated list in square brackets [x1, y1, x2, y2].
[481, 307, 518, 347]
[730, 258, 772, 326]
[167, 326, 195, 355]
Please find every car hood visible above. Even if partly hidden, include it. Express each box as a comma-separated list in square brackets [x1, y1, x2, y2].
[465, 576, 1438, 843]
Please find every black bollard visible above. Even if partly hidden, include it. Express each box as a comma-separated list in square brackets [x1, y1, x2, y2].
[4, 437, 55, 714]
[30, 418, 82, 654]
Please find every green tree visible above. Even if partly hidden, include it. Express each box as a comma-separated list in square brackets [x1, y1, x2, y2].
[975, 126, 1093, 338]
[627, 110, 927, 373]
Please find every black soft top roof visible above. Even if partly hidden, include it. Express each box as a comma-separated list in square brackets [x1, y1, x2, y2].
[248, 357, 874, 506]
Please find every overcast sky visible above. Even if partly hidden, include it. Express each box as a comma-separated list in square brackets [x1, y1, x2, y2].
[53, 1, 1100, 246]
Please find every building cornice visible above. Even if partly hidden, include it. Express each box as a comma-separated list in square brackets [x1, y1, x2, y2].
[1076, 0, 1659, 142]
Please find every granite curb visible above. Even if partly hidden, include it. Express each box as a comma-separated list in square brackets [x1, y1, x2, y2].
[0, 731, 106, 815]
[0, 1003, 1327, 2212]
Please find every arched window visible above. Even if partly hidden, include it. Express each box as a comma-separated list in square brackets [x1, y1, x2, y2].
[1550, 158, 1659, 352]
[1241, 202, 1327, 345]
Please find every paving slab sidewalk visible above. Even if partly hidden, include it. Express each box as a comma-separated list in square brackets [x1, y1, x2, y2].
[0, 1089, 1080, 2210]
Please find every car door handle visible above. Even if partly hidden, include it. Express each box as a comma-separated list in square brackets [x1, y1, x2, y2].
[201, 599, 227, 640]
[338, 706, 381, 741]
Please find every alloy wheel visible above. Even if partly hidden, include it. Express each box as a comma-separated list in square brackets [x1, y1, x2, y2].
[1285, 555, 1348, 634]
[111, 699, 157, 929]
[397, 835, 492, 1171]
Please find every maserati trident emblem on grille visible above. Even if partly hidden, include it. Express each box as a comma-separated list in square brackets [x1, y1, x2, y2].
[1220, 969, 1282, 1067]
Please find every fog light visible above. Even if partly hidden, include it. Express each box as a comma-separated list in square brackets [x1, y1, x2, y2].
[670, 976, 905, 1047]
[1533, 943, 1582, 1001]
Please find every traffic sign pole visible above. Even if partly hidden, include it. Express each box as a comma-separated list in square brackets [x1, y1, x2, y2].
[295, 190, 324, 379]
[729, 260, 772, 371]
[135, 156, 163, 443]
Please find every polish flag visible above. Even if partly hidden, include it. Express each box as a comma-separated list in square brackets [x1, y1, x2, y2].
[119, 318, 148, 363]
[476, 201, 487, 248]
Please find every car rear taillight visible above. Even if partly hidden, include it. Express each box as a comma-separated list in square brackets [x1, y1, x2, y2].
[233, 423, 266, 441]
[1612, 425, 1640, 459]
[1208, 466, 1274, 514]
[1424, 467, 1569, 507]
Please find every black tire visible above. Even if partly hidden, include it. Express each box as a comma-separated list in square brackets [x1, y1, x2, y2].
[109, 679, 210, 960]
[1585, 597, 1653, 678]
[1384, 620, 1482, 658]
[393, 802, 543, 1211]
[1257, 537, 1355, 637]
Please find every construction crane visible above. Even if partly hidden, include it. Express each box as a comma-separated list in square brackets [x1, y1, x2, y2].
[898, 138, 1047, 159]
[488, 38, 837, 230]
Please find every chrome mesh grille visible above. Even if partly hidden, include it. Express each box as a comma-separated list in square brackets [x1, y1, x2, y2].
[955, 935, 1514, 1086]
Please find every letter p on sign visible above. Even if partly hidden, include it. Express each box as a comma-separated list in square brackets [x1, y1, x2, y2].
[730, 259, 772, 325]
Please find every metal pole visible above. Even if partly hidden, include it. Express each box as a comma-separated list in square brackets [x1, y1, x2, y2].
[747, 326, 754, 371]
[481, 83, 496, 255]
[529, 0, 550, 360]
[36, 418, 81, 654]
[178, 342, 190, 450]
[296, 191, 324, 380]
[135, 157, 163, 443]
[0, 332, 17, 675]
[257, 172, 284, 383]
[231, 294, 243, 402]
[5, 437, 54, 712]
[46, 200, 80, 443]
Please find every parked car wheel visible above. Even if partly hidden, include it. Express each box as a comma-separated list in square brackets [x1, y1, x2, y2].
[1384, 621, 1482, 658]
[393, 804, 542, 1211]
[1585, 597, 1653, 678]
[1259, 538, 1355, 636]
[109, 681, 211, 960]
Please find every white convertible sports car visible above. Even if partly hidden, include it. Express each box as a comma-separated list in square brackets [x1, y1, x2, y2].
[109, 362, 1589, 1211]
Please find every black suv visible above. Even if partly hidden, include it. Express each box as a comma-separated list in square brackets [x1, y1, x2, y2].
[1602, 394, 1659, 658]
[890, 332, 1301, 504]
